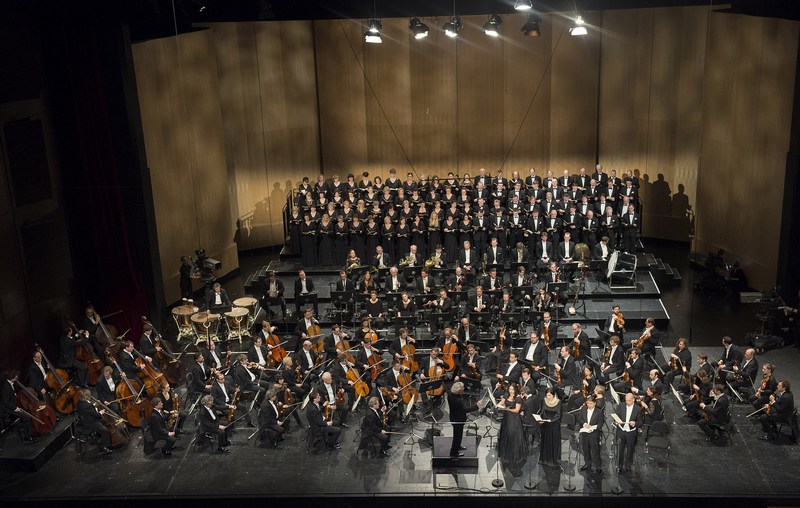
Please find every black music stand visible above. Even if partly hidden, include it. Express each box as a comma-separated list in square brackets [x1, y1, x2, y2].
[429, 311, 453, 332]
[500, 312, 524, 338]
[589, 259, 607, 273]
[385, 291, 402, 311]
[546, 282, 569, 320]
[529, 310, 544, 328]
[378, 267, 390, 282]
[414, 294, 434, 310]
[469, 311, 492, 331]
[509, 261, 528, 274]
[331, 290, 352, 310]
[354, 293, 370, 310]
[351, 265, 372, 281]
[512, 285, 534, 306]
[560, 261, 579, 281]
[431, 268, 450, 284]
[450, 290, 468, 304]
[395, 316, 417, 335]
[486, 263, 505, 275]
[595, 328, 614, 348]
[402, 266, 422, 282]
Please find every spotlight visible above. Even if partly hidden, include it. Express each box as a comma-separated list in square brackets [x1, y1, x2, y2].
[569, 15, 588, 36]
[483, 15, 502, 37]
[521, 12, 541, 38]
[364, 19, 383, 43]
[409, 17, 429, 39]
[443, 17, 463, 38]
[514, 0, 533, 11]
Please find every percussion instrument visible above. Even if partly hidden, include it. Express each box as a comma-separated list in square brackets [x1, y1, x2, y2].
[225, 307, 249, 344]
[172, 304, 199, 341]
[192, 312, 220, 345]
[233, 296, 258, 328]
[574, 243, 591, 268]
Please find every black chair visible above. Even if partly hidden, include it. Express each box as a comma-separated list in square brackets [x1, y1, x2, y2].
[776, 408, 799, 443]
[644, 420, 671, 465]
[190, 415, 216, 454]
[72, 418, 100, 460]
[305, 425, 325, 454]
[355, 417, 381, 457]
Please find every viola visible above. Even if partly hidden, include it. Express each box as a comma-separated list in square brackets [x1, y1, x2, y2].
[335, 387, 346, 407]
[14, 380, 56, 436]
[35, 345, 80, 415]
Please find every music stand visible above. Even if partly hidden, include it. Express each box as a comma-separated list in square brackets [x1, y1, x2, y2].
[330, 290, 352, 311]
[430, 312, 453, 332]
[589, 259, 607, 273]
[351, 265, 371, 280]
[430, 268, 449, 285]
[546, 282, 569, 320]
[378, 267, 390, 282]
[469, 311, 492, 331]
[560, 261, 579, 280]
[355, 293, 370, 310]
[450, 290, 468, 304]
[385, 291, 402, 311]
[418, 380, 444, 422]
[512, 285, 533, 305]
[509, 261, 528, 274]
[414, 294, 434, 311]
[486, 263, 504, 275]
[402, 265, 421, 281]
[595, 328, 613, 348]
[529, 310, 544, 327]
[500, 312, 523, 339]
[395, 316, 417, 335]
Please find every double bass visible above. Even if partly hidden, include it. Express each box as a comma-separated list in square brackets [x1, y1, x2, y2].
[107, 351, 152, 428]
[88, 396, 130, 448]
[66, 317, 104, 385]
[89, 305, 121, 351]
[35, 345, 80, 415]
[14, 380, 57, 436]
[142, 316, 185, 384]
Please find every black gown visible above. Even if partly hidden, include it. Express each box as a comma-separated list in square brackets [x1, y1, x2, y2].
[442, 219, 459, 264]
[396, 224, 410, 260]
[300, 221, 318, 266]
[318, 221, 334, 266]
[497, 396, 528, 464]
[350, 221, 366, 262]
[539, 400, 562, 467]
[288, 212, 302, 254]
[334, 222, 350, 265]
[381, 224, 396, 260]
[365, 223, 380, 261]
[411, 219, 427, 258]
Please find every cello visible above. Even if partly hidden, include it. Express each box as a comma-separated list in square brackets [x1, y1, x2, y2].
[132, 347, 166, 398]
[14, 380, 57, 436]
[400, 335, 418, 373]
[35, 345, 80, 415]
[88, 395, 130, 448]
[425, 363, 445, 398]
[441, 340, 458, 373]
[335, 332, 356, 365]
[142, 316, 185, 384]
[345, 364, 370, 410]
[66, 317, 104, 385]
[397, 369, 419, 406]
[107, 351, 151, 428]
[265, 329, 287, 367]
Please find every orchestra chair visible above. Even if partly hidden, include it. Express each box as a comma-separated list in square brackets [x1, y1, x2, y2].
[644, 420, 671, 466]
[71, 418, 100, 460]
[0, 408, 22, 449]
[355, 418, 381, 458]
[189, 414, 216, 454]
[775, 408, 799, 444]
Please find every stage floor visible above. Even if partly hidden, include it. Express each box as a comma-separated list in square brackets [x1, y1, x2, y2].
[2, 345, 798, 502]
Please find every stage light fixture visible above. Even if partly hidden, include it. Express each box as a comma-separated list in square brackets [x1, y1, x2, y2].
[483, 15, 502, 37]
[569, 15, 588, 36]
[521, 12, 542, 37]
[410, 17, 429, 39]
[364, 19, 383, 43]
[443, 17, 463, 38]
[514, 0, 533, 11]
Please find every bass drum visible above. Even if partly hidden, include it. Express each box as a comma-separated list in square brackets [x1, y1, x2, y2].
[574, 243, 591, 268]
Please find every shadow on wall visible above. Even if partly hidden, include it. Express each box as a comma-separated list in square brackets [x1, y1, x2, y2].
[639, 170, 694, 242]
[235, 179, 293, 251]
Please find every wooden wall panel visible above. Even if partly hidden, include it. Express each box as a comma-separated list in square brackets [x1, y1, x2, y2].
[133, 30, 239, 305]
[695, 13, 798, 291]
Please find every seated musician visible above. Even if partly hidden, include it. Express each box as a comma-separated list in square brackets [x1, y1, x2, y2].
[661, 338, 692, 393]
[612, 348, 644, 394]
[210, 372, 255, 427]
[82, 304, 109, 362]
[468, 286, 492, 317]
[447, 266, 468, 291]
[295, 340, 323, 384]
[456, 318, 479, 348]
[571, 323, 591, 364]
[482, 267, 505, 293]
[199, 394, 232, 453]
[597, 335, 625, 384]
[372, 245, 392, 269]
[362, 396, 391, 456]
[510, 241, 530, 265]
[248, 336, 270, 369]
[118, 340, 145, 380]
[684, 369, 713, 420]
[358, 270, 380, 294]
[389, 328, 416, 366]
[538, 311, 558, 348]
[76, 388, 112, 453]
[331, 352, 360, 410]
[316, 372, 349, 427]
[533, 287, 552, 312]
[377, 360, 414, 423]
[458, 241, 477, 276]
[717, 336, 744, 374]
[204, 340, 227, 372]
[519, 368, 539, 398]
[158, 381, 186, 433]
[148, 397, 177, 456]
[497, 291, 515, 314]
[205, 282, 231, 314]
[190, 353, 213, 394]
[758, 380, 795, 441]
[2, 371, 33, 443]
[728, 348, 758, 394]
[60, 326, 89, 388]
[273, 374, 304, 429]
[385, 267, 405, 293]
[554, 346, 580, 400]
[306, 390, 342, 450]
[232, 354, 268, 405]
[295, 308, 320, 343]
[358, 317, 381, 346]
[640, 387, 664, 427]
[592, 235, 612, 261]
[396, 292, 416, 318]
[96, 366, 121, 415]
[416, 269, 435, 295]
[364, 291, 384, 325]
[510, 265, 533, 306]
[418, 347, 446, 409]
[632, 369, 663, 400]
[258, 389, 286, 448]
[138, 324, 161, 369]
[280, 356, 308, 399]
[429, 288, 455, 332]
[262, 271, 287, 321]
[698, 384, 731, 442]
[486, 236, 505, 265]
[493, 351, 522, 392]
[624, 317, 660, 359]
[454, 343, 483, 392]
[535, 232, 555, 276]
[519, 331, 547, 381]
[747, 363, 777, 409]
[557, 231, 577, 281]
[294, 270, 319, 316]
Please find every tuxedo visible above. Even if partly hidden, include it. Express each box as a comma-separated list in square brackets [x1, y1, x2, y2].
[447, 392, 479, 455]
[614, 402, 643, 469]
[147, 408, 176, 452]
[362, 407, 390, 450]
[385, 275, 405, 293]
[372, 253, 392, 268]
[486, 245, 505, 265]
[294, 277, 319, 314]
[577, 405, 604, 471]
[205, 288, 231, 312]
[519, 340, 548, 376]
[27, 361, 48, 395]
[496, 361, 522, 388]
[698, 394, 731, 439]
[258, 400, 286, 445]
[416, 275, 434, 294]
[76, 399, 109, 447]
[335, 278, 355, 292]
[117, 349, 140, 380]
[199, 405, 231, 449]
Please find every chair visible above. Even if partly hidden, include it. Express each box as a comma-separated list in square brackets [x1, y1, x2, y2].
[776, 408, 799, 443]
[305, 425, 325, 453]
[644, 420, 671, 465]
[189, 415, 216, 454]
[72, 418, 99, 460]
[355, 417, 381, 457]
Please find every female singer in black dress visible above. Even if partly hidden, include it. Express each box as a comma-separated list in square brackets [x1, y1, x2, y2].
[288, 208, 302, 254]
[458, 215, 473, 250]
[365, 216, 380, 260]
[539, 388, 562, 468]
[381, 216, 396, 261]
[300, 215, 317, 266]
[496, 384, 528, 464]
[334, 215, 349, 265]
[350, 216, 366, 262]
[317, 215, 334, 266]
[396, 217, 410, 259]
[442, 216, 459, 264]
[428, 208, 441, 255]
[411, 215, 427, 258]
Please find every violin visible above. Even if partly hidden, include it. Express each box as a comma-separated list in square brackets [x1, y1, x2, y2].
[66, 317, 104, 385]
[572, 333, 581, 358]
[142, 316, 185, 384]
[632, 329, 651, 348]
[335, 387, 346, 407]
[498, 324, 506, 353]
[35, 345, 80, 415]
[603, 346, 612, 363]
[614, 312, 625, 330]
[14, 380, 57, 436]
[543, 324, 551, 351]
[168, 388, 180, 432]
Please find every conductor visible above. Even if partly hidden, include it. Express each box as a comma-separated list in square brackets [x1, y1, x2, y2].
[447, 382, 484, 457]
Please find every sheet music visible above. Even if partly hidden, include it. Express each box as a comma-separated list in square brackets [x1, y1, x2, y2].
[579, 425, 597, 434]
[532, 413, 543, 422]
[611, 413, 624, 425]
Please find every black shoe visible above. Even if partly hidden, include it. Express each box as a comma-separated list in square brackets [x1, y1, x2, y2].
[101, 447, 113, 454]
[161, 450, 172, 456]
[23, 437, 34, 444]
[625, 467, 631, 473]
[617, 467, 624, 474]
[218, 447, 230, 453]
[341, 423, 350, 428]
[761, 434, 776, 441]
[380, 450, 390, 457]
[332, 443, 342, 449]
[459, 446, 467, 450]
[580, 465, 589, 471]
[272, 442, 280, 449]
